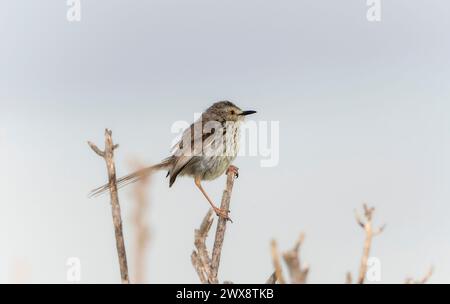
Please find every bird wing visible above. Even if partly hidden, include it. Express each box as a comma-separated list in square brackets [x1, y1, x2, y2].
[168, 117, 220, 186]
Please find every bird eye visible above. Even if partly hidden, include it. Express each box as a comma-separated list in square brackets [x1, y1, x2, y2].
[231, 110, 235, 115]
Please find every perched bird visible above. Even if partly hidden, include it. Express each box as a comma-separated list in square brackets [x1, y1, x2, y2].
[90, 101, 257, 220]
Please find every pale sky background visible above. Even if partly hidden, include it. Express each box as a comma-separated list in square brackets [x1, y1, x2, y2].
[1, 1, 449, 283]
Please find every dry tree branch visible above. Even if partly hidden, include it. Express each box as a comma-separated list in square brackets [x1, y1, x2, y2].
[270, 239, 286, 284]
[270, 233, 309, 284]
[282, 233, 309, 284]
[88, 129, 129, 284]
[191, 252, 207, 284]
[191, 209, 215, 284]
[191, 170, 237, 284]
[405, 266, 434, 284]
[354, 204, 385, 284]
[209, 170, 236, 283]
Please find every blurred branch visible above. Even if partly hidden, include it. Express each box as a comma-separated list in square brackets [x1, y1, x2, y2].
[345, 272, 352, 284]
[270, 233, 309, 284]
[129, 160, 152, 284]
[88, 129, 129, 284]
[354, 204, 385, 284]
[270, 239, 286, 284]
[405, 266, 434, 284]
[282, 233, 309, 283]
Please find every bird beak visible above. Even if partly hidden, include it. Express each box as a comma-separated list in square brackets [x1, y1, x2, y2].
[239, 110, 257, 116]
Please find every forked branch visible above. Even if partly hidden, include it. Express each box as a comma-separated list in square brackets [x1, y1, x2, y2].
[354, 204, 385, 284]
[282, 233, 309, 283]
[270, 233, 309, 284]
[191, 170, 236, 284]
[88, 129, 129, 284]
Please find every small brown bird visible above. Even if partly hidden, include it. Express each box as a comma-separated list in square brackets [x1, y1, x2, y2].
[90, 101, 257, 220]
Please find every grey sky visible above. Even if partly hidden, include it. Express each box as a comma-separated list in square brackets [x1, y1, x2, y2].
[1, 1, 449, 283]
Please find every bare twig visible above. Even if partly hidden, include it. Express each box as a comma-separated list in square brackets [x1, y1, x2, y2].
[282, 233, 309, 283]
[270, 239, 286, 284]
[191, 252, 207, 284]
[88, 129, 129, 284]
[405, 266, 434, 284]
[354, 204, 385, 284]
[191, 209, 215, 283]
[88, 142, 105, 157]
[209, 171, 236, 283]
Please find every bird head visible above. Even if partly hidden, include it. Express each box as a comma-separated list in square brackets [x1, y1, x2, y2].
[207, 101, 257, 122]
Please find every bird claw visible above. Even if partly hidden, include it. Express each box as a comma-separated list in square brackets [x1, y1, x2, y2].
[227, 165, 239, 178]
[214, 208, 233, 223]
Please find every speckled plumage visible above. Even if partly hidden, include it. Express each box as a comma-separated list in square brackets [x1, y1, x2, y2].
[164, 101, 243, 186]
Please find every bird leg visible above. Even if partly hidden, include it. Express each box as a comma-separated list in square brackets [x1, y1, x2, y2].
[195, 177, 232, 222]
[226, 165, 239, 178]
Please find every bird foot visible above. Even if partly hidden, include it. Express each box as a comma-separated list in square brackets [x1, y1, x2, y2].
[214, 207, 233, 223]
[226, 165, 239, 178]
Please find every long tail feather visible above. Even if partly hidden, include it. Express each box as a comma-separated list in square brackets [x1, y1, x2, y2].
[89, 158, 172, 198]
